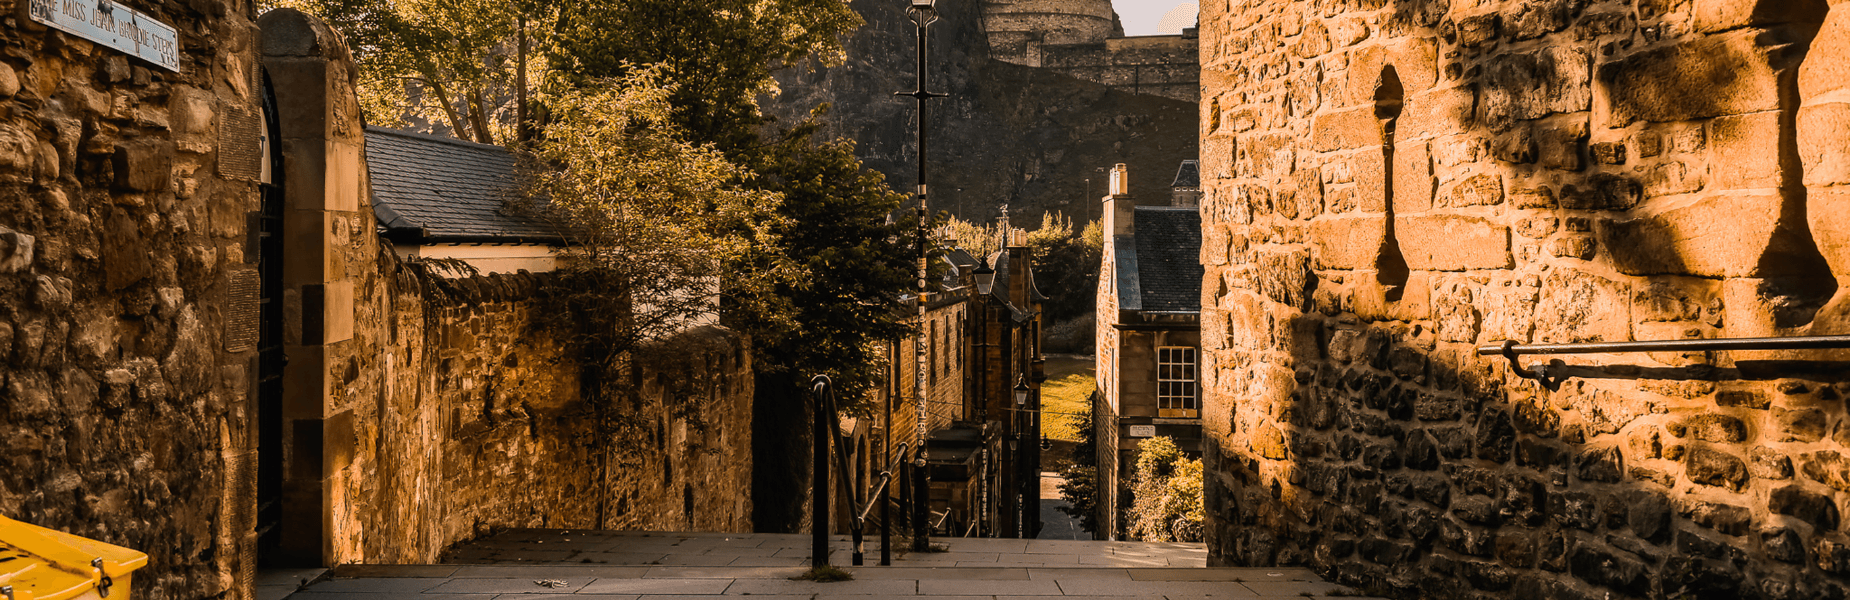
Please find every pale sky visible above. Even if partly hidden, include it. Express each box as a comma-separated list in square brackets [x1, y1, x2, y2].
[1115, 1, 1199, 36]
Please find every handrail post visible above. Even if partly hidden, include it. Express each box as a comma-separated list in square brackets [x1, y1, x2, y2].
[811, 377, 830, 569]
[880, 466, 893, 565]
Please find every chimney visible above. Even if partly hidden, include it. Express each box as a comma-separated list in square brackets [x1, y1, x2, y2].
[1103, 163, 1134, 237]
[1170, 160, 1201, 208]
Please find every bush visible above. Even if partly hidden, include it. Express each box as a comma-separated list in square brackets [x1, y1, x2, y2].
[1125, 436, 1203, 542]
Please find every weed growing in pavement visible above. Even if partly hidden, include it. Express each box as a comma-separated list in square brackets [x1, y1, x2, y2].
[792, 565, 855, 582]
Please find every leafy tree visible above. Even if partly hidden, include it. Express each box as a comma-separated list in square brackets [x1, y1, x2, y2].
[737, 110, 923, 407]
[1125, 436, 1204, 542]
[545, 0, 861, 154]
[1056, 401, 1100, 534]
[268, 0, 538, 143]
[515, 69, 782, 359]
[1024, 212, 1102, 324]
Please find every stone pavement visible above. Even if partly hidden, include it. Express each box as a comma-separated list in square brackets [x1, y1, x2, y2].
[280, 530, 1377, 599]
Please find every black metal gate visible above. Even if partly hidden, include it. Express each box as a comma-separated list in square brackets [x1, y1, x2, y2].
[254, 74, 288, 565]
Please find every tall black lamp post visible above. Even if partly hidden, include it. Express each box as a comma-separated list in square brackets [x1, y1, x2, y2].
[1013, 377, 1031, 538]
[899, 0, 948, 552]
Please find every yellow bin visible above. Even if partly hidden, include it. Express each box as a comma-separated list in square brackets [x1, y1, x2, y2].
[0, 515, 148, 600]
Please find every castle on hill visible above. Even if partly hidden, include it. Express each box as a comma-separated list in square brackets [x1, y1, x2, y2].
[981, 0, 1199, 102]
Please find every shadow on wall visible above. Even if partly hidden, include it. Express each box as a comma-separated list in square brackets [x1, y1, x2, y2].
[1203, 0, 1850, 598]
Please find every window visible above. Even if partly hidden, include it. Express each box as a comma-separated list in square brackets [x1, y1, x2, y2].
[1157, 346, 1198, 418]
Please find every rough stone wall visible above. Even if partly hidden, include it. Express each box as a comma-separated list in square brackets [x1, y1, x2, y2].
[1200, 0, 1850, 598]
[346, 263, 755, 563]
[0, 0, 265, 598]
[1038, 36, 1202, 103]
[2, 5, 755, 597]
[764, 0, 1197, 229]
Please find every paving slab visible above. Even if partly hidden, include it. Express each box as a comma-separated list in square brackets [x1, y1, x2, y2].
[844, 566, 1030, 580]
[1241, 581, 1356, 596]
[722, 578, 918, 595]
[451, 565, 652, 579]
[642, 566, 806, 579]
[1026, 567, 1132, 580]
[424, 577, 594, 593]
[576, 578, 734, 595]
[1056, 579, 1256, 596]
[919, 578, 1065, 596]
[302, 578, 443, 593]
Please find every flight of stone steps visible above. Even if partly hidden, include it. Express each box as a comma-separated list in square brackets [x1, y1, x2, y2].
[270, 529, 1382, 599]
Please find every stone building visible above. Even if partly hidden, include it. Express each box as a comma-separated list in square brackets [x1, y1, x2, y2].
[368, 127, 561, 275]
[866, 240, 1047, 539]
[982, 0, 1201, 102]
[1198, 0, 1850, 598]
[1094, 163, 1205, 540]
[0, 6, 753, 599]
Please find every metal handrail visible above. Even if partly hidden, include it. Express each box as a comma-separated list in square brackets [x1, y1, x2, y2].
[1479, 336, 1850, 384]
[855, 443, 910, 525]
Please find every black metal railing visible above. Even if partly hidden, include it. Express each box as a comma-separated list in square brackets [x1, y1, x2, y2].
[1479, 336, 1850, 384]
[809, 375, 917, 568]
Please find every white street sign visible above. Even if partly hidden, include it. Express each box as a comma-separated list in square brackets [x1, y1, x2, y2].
[29, 0, 180, 73]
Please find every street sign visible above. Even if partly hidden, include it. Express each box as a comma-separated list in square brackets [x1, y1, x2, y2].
[1128, 425, 1155, 438]
[28, 0, 180, 72]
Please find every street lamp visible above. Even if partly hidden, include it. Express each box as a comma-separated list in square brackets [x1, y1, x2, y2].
[1014, 377, 1030, 405]
[898, 0, 949, 553]
[973, 264, 995, 296]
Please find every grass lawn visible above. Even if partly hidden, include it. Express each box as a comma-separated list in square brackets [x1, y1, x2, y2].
[1040, 355, 1095, 441]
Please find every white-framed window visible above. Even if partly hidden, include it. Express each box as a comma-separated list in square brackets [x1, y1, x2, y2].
[1157, 346, 1198, 418]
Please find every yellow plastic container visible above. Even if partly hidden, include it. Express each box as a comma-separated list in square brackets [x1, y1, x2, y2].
[0, 515, 148, 600]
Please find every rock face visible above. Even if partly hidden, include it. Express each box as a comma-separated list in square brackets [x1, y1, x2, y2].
[763, 0, 1198, 230]
[1199, 0, 1850, 598]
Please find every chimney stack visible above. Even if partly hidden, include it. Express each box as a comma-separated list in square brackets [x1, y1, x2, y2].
[1103, 163, 1135, 238]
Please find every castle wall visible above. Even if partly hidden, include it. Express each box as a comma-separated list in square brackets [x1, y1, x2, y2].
[1199, 0, 1850, 598]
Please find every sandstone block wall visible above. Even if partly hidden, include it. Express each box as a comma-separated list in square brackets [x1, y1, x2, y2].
[3, 7, 757, 598]
[0, 1, 266, 597]
[1200, 0, 1850, 598]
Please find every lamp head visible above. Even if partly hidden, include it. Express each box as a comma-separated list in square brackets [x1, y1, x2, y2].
[973, 264, 995, 295]
[1014, 377, 1030, 405]
[907, 0, 939, 25]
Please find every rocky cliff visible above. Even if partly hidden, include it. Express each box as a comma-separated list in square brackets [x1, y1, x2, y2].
[764, 0, 1199, 230]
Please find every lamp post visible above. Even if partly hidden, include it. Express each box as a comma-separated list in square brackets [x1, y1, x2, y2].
[899, 0, 948, 552]
[1013, 376, 1030, 538]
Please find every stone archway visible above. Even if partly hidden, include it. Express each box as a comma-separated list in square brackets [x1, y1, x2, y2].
[1800, 0, 1850, 332]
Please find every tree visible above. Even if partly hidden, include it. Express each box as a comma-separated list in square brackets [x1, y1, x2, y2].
[545, 0, 861, 154]
[269, 0, 536, 144]
[1056, 399, 1100, 534]
[1125, 436, 1204, 542]
[1024, 212, 1102, 324]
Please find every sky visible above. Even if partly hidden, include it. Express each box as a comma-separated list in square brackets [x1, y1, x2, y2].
[1114, 1, 1199, 36]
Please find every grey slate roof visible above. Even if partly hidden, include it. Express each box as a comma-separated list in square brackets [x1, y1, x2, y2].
[1171, 160, 1200, 189]
[1133, 207, 1202, 313]
[366, 126, 560, 244]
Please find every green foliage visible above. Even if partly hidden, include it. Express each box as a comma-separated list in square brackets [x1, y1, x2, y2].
[268, 0, 536, 143]
[1125, 436, 1203, 542]
[515, 70, 782, 376]
[1024, 212, 1102, 324]
[734, 110, 922, 407]
[1055, 402, 1099, 534]
[546, 0, 861, 153]
[938, 217, 1004, 259]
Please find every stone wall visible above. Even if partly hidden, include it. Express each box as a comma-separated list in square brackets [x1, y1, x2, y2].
[765, 0, 1198, 229]
[1037, 36, 1201, 103]
[1199, 0, 1850, 598]
[0, 0, 265, 597]
[346, 262, 754, 563]
[2, 7, 756, 598]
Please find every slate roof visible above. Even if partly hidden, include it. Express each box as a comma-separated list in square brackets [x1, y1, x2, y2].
[366, 127, 560, 244]
[1171, 160, 1200, 189]
[1133, 206, 1202, 313]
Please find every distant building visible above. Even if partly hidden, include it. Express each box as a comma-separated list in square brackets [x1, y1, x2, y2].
[367, 127, 562, 276]
[1093, 163, 1202, 540]
[981, 0, 1199, 102]
[865, 238, 1047, 539]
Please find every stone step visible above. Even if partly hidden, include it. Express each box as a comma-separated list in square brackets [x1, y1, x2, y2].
[278, 530, 1379, 599]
